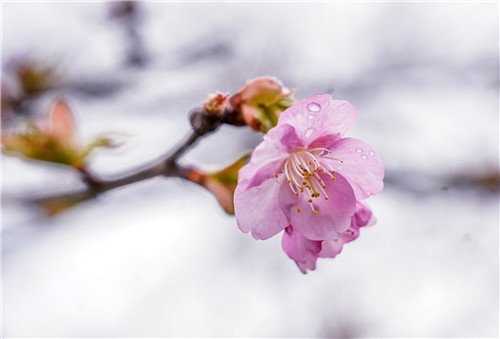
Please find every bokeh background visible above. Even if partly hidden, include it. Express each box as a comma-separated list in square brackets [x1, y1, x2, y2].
[2, 2, 498, 337]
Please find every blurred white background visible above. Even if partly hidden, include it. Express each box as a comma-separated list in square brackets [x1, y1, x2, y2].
[2, 2, 498, 337]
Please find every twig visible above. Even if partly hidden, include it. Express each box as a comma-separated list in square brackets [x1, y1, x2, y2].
[32, 111, 221, 214]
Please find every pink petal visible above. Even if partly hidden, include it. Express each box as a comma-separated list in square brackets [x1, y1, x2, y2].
[318, 238, 345, 258]
[319, 200, 376, 258]
[296, 261, 316, 274]
[238, 123, 300, 189]
[281, 227, 321, 274]
[326, 138, 384, 200]
[338, 225, 360, 244]
[234, 177, 289, 240]
[48, 100, 78, 147]
[279, 172, 356, 241]
[278, 94, 356, 147]
[353, 200, 376, 228]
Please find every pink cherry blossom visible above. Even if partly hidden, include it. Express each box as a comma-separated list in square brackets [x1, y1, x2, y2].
[233, 94, 384, 272]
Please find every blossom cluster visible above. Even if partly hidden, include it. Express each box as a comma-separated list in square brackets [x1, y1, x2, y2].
[234, 94, 384, 273]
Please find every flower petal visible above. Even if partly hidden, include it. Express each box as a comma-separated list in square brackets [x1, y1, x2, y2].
[353, 200, 376, 228]
[318, 238, 345, 259]
[319, 200, 376, 258]
[281, 226, 321, 273]
[49, 100, 78, 147]
[238, 123, 300, 189]
[325, 138, 384, 200]
[234, 178, 289, 240]
[278, 94, 356, 147]
[279, 172, 356, 241]
[296, 261, 316, 274]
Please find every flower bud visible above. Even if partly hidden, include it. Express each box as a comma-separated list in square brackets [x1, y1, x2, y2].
[2, 99, 120, 170]
[204, 92, 229, 117]
[183, 153, 250, 214]
[228, 77, 294, 132]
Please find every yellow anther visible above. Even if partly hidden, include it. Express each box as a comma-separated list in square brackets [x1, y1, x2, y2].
[295, 192, 299, 196]
[314, 211, 319, 215]
[322, 185, 327, 188]
[308, 199, 313, 203]
[275, 174, 278, 178]
[297, 208, 301, 213]
[331, 170, 335, 174]
[322, 171, 326, 175]
[287, 179, 291, 183]
[324, 197, 329, 200]
[331, 176, 336, 181]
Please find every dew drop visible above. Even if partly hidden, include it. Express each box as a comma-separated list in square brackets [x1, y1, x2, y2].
[361, 155, 368, 160]
[307, 102, 321, 112]
[369, 151, 375, 156]
[305, 128, 314, 138]
[356, 148, 362, 153]
[263, 135, 267, 140]
[308, 115, 314, 120]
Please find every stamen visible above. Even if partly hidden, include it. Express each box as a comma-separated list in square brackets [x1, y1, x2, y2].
[281, 147, 337, 210]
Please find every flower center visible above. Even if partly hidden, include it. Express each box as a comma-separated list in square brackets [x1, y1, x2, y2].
[278, 147, 340, 215]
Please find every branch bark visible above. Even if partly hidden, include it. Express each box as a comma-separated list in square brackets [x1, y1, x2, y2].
[33, 120, 219, 214]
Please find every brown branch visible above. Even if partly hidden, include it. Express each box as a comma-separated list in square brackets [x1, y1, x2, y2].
[32, 115, 220, 215]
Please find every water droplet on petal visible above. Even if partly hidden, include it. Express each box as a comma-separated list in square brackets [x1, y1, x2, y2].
[308, 115, 314, 120]
[356, 148, 362, 153]
[307, 102, 321, 112]
[305, 128, 314, 138]
[361, 155, 368, 160]
[263, 135, 267, 140]
[369, 151, 375, 156]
